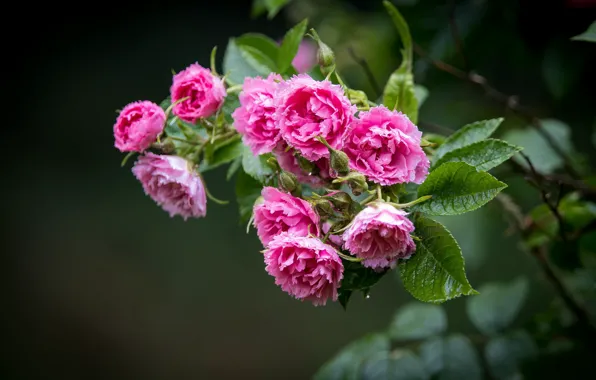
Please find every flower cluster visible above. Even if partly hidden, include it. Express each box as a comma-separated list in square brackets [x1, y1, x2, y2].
[112, 52, 430, 307]
[229, 70, 429, 306]
[113, 62, 226, 220]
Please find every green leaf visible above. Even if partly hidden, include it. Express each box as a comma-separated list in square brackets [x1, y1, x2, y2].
[485, 330, 538, 380]
[278, 19, 308, 73]
[502, 118, 573, 174]
[433, 118, 503, 162]
[235, 169, 263, 223]
[199, 136, 244, 172]
[226, 156, 242, 181]
[359, 350, 429, 380]
[419, 335, 483, 380]
[413, 162, 507, 216]
[466, 276, 529, 335]
[382, 1, 412, 64]
[419, 337, 443, 376]
[433, 139, 522, 172]
[382, 1, 417, 123]
[338, 261, 388, 309]
[314, 334, 390, 380]
[251, 0, 267, 18]
[221, 94, 240, 124]
[265, 0, 292, 19]
[399, 215, 476, 303]
[414, 85, 429, 107]
[236, 34, 280, 63]
[241, 146, 274, 183]
[439, 335, 483, 380]
[389, 302, 447, 341]
[571, 21, 596, 42]
[382, 62, 419, 123]
[223, 35, 279, 84]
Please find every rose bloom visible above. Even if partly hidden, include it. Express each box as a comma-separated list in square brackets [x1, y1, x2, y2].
[132, 153, 207, 220]
[113, 101, 166, 152]
[253, 187, 320, 246]
[232, 73, 282, 155]
[273, 143, 332, 188]
[264, 233, 343, 306]
[276, 74, 355, 161]
[344, 106, 429, 185]
[342, 202, 416, 270]
[170, 63, 226, 123]
[292, 40, 317, 73]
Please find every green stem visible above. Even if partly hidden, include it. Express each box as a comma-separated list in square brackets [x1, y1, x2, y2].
[359, 193, 376, 206]
[205, 184, 229, 205]
[336, 251, 363, 262]
[210, 46, 218, 75]
[120, 152, 136, 167]
[389, 195, 432, 209]
[246, 213, 255, 234]
[334, 71, 346, 88]
[165, 96, 190, 117]
[331, 220, 355, 234]
[169, 136, 201, 145]
[315, 136, 333, 149]
[226, 85, 243, 94]
[321, 223, 333, 243]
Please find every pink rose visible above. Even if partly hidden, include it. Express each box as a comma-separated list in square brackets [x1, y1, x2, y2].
[132, 153, 207, 220]
[342, 202, 416, 270]
[232, 73, 283, 155]
[273, 143, 331, 188]
[276, 74, 355, 161]
[292, 40, 317, 73]
[344, 106, 429, 185]
[264, 233, 344, 306]
[113, 101, 166, 152]
[253, 186, 320, 246]
[170, 63, 226, 123]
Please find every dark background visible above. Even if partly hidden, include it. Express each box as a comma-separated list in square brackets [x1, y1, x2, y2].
[3, 0, 596, 379]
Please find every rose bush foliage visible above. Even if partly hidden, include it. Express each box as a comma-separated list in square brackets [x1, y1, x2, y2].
[111, 3, 518, 308]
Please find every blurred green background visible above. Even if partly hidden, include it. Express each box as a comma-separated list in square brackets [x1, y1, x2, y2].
[4, 0, 596, 379]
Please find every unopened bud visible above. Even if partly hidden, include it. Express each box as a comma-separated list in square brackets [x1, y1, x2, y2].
[309, 29, 336, 76]
[279, 170, 299, 193]
[317, 43, 335, 73]
[266, 156, 281, 172]
[330, 149, 350, 176]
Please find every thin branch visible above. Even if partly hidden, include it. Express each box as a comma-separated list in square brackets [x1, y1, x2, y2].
[347, 47, 381, 98]
[413, 43, 581, 179]
[507, 155, 596, 201]
[519, 152, 567, 243]
[448, 0, 468, 70]
[497, 194, 596, 340]
[418, 120, 455, 135]
[531, 245, 595, 339]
